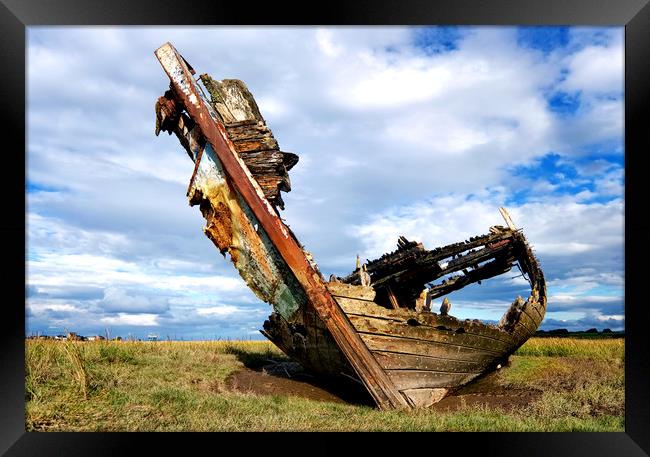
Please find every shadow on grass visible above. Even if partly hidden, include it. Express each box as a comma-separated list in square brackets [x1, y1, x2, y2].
[221, 343, 288, 369]
[223, 344, 375, 407]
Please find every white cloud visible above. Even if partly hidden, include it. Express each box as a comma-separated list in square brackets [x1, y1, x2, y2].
[196, 305, 242, 317]
[350, 194, 623, 260]
[101, 313, 160, 326]
[561, 43, 623, 94]
[597, 314, 624, 321]
[26, 26, 624, 337]
[28, 303, 79, 313]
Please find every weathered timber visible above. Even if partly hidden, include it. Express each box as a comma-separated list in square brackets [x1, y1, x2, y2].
[401, 388, 449, 408]
[334, 298, 517, 346]
[359, 333, 501, 363]
[499, 206, 517, 231]
[385, 285, 401, 309]
[387, 369, 480, 391]
[347, 315, 511, 354]
[198, 74, 297, 210]
[155, 42, 547, 409]
[262, 311, 354, 378]
[341, 232, 510, 284]
[425, 254, 515, 300]
[340, 229, 522, 310]
[155, 42, 409, 410]
[372, 351, 491, 373]
[326, 282, 377, 301]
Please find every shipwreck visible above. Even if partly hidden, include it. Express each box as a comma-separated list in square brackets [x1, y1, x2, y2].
[154, 43, 547, 409]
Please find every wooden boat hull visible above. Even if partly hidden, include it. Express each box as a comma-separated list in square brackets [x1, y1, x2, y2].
[263, 275, 546, 407]
[154, 42, 547, 409]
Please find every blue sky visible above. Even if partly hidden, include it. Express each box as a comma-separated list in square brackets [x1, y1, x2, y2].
[26, 26, 624, 339]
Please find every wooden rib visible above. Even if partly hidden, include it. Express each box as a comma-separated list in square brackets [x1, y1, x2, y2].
[499, 207, 517, 231]
[385, 285, 401, 309]
[156, 43, 408, 410]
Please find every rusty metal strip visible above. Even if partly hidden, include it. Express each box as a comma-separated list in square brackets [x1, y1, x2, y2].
[154, 42, 408, 410]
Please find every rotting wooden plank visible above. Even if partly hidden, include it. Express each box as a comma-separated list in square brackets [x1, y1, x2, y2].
[372, 351, 489, 373]
[513, 309, 535, 338]
[386, 369, 480, 390]
[335, 298, 516, 345]
[262, 311, 354, 378]
[198, 73, 296, 209]
[343, 309, 516, 348]
[326, 282, 377, 301]
[187, 142, 307, 320]
[511, 320, 534, 345]
[357, 330, 503, 358]
[155, 42, 408, 410]
[360, 334, 499, 363]
[348, 315, 511, 353]
[528, 296, 546, 324]
[518, 301, 540, 334]
[524, 300, 543, 328]
[401, 388, 449, 408]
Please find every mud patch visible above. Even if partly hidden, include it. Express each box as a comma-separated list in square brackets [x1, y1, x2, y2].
[225, 362, 541, 411]
[225, 362, 374, 406]
[430, 369, 542, 413]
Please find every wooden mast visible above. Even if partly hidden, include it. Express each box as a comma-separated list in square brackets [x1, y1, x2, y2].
[154, 42, 408, 410]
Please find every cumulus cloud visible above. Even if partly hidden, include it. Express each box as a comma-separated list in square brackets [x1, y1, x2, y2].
[560, 41, 623, 94]
[101, 313, 160, 326]
[26, 26, 624, 338]
[100, 287, 170, 314]
[196, 305, 242, 317]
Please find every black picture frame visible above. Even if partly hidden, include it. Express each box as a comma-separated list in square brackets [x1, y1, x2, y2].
[2, 0, 648, 455]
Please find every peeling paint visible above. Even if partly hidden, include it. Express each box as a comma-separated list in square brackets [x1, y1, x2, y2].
[189, 143, 306, 320]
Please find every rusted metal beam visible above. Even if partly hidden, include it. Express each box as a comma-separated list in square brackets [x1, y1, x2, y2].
[154, 42, 408, 410]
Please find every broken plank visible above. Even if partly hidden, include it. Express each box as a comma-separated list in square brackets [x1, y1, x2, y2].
[499, 207, 517, 231]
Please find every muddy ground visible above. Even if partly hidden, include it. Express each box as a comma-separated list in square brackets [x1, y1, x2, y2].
[225, 361, 541, 411]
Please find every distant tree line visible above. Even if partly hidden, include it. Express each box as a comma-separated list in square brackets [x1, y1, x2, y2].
[535, 328, 623, 337]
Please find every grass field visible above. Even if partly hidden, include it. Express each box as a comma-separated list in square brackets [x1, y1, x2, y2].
[25, 337, 624, 432]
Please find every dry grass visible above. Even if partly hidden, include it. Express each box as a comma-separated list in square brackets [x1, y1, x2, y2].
[514, 337, 624, 359]
[25, 337, 624, 432]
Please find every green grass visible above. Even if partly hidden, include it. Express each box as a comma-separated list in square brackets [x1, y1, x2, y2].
[25, 337, 624, 432]
[514, 337, 624, 359]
